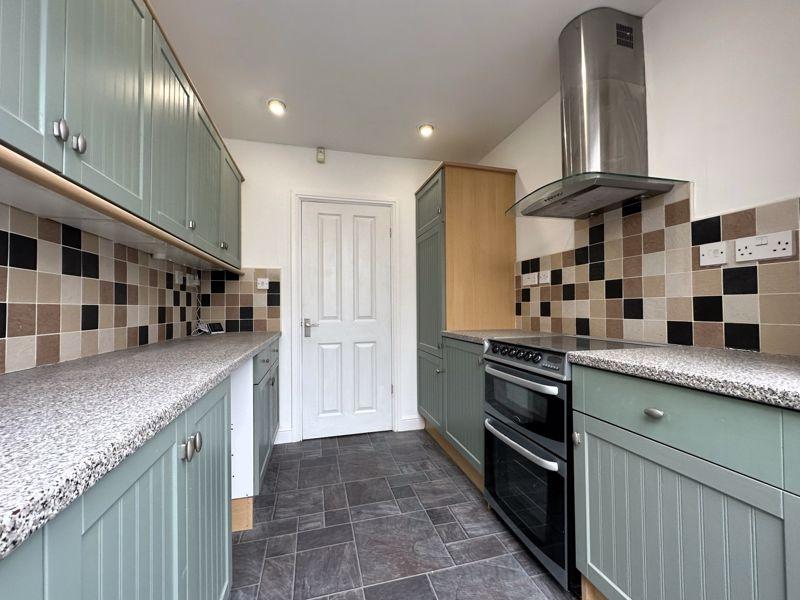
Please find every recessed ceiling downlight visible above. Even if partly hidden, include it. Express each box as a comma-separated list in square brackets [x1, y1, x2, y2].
[418, 123, 434, 138]
[267, 98, 286, 116]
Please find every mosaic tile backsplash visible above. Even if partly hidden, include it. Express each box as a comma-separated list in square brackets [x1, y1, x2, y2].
[514, 187, 800, 356]
[0, 202, 280, 374]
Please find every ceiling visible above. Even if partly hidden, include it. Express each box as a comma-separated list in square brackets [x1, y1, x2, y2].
[148, 0, 660, 162]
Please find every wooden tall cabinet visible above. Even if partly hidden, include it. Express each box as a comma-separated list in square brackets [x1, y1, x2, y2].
[415, 162, 516, 434]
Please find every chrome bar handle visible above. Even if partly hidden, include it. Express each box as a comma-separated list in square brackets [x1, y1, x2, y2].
[52, 118, 69, 142]
[643, 407, 665, 419]
[485, 419, 559, 472]
[484, 365, 559, 396]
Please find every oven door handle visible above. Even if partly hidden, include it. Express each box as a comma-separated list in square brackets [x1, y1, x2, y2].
[484, 419, 560, 472]
[485, 365, 559, 396]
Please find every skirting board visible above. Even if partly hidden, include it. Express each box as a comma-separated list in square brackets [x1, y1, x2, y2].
[582, 576, 607, 600]
[231, 497, 253, 532]
[424, 420, 484, 491]
[395, 416, 426, 432]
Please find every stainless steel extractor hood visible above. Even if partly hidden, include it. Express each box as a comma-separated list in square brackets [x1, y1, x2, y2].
[509, 8, 685, 218]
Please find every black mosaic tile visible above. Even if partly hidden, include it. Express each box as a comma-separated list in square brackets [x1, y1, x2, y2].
[201, 293, 211, 307]
[589, 243, 604, 263]
[9, 234, 37, 270]
[605, 279, 623, 299]
[240, 319, 253, 332]
[166, 323, 173, 340]
[693, 296, 723, 322]
[61, 224, 81, 249]
[589, 224, 604, 245]
[624, 298, 643, 319]
[515, 302, 521, 316]
[540, 301, 551, 317]
[158, 306, 167, 324]
[722, 266, 758, 295]
[0, 230, 8, 266]
[550, 269, 562, 285]
[530, 257, 540, 273]
[62, 246, 81, 276]
[589, 262, 605, 281]
[622, 199, 642, 216]
[562, 283, 575, 301]
[520, 288, 530, 302]
[240, 306, 253, 319]
[211, 280, 225, 293]
[667, 321, 693, 345]
[576, 318, 590, 335]
[114, 282, 127, 305]
[691, 216, 721, 245]
[724, 323, 760, 351]
[81, 252, 99, 279]
[226, 319, 240, 332]
[521, 260, 531, 275]
[138, 325, 149, 346]
[0, 303, 6, 338]
[574, 246, 589, 265]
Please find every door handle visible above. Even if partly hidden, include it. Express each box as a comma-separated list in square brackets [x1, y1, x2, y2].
[485, 419, 559, 472]
[71, 133, 87, 154]
[303, 318, 319, 337]
[484, 365, 559, 396]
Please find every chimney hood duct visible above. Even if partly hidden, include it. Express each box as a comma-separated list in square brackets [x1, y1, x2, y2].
[509, 8, 685, 218]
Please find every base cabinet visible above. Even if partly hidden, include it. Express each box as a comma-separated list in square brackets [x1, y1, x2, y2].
[417, 350, 444, 430]
[443, 337, 485, 473]
[574, 411, 800, 600]
[0, 380, 232, 599]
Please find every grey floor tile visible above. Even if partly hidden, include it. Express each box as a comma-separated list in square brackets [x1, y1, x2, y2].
[325, 508, 351, 526]
[426, 507, 454, 524]
[533, 574, 579, 599]
[428, 554, 546, 600]
[231, 585, 259, 600]
[363, 575, 437, 600]
[396, 497, 424, 513]
[496, 531, 525, 553]
[338, 455, 400, 482]
[338, 434, 373, 447]
[450, 503, 506, 537]
[276, 469, 299, 492]
[298, 512, 325, 532]
[240, 517, 298, 543]
[258, 553, 295, 600]
[323, 589, 365, 600]
[324, 483, 348, 511]
[345, 477, 394, 506]
[349, 500, 401, 522]
[513, 551, 546, 576]
[353, 512, 453, 585]
[435, 522, 467, 543]
[253, 507, 274, 524]
[447, 535, 508, 564]
[254, 493, 276, 509]
[398, 460, 436, 473]
[297, 464, 341, 489]
[297, 523, 354, 551]
[390, 484, 415, 499]
[386, 472, 428, 487]
[300, 454, 338, 469]
[412, 480, 467, 509]
[232, 540, 266, 588]
[425, 468, 450, 481]
[390, 446, 431, 463]
[294, 541, 362, 600]
[266, 533, 297, 558]
[273, 488, 324, 519]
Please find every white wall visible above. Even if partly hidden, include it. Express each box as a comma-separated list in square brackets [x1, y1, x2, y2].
[644, 0, 800, 219]
[481, 0, 800, 257]
[479, 93, 574, 261]
[225, 139, 437, 442]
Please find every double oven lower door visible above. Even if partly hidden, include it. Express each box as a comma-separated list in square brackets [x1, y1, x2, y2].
[483, 360, 576, 591]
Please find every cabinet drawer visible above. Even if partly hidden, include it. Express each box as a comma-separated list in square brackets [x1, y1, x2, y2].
[573, 366, 783, 487]
[253, 341, 278, 383]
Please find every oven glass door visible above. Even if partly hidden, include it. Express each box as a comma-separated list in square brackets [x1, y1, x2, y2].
[484, 417, 566, 574]
[484, 362, 566, 454]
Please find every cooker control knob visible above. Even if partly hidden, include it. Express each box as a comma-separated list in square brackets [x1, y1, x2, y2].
[491, 344, 500, 354]
[500, 346, 509, 355]
[532, 353, 543, 363]
[508, 349, 517, 357]
[523, 351, 534, 361]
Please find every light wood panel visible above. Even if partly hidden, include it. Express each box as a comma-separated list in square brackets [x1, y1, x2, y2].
[444, 165, 516, 330]
[231, 497, 253, 532]
[415, 161, 515, 195]
[582, 576, 607, 600]
[425, 419, 484, 491]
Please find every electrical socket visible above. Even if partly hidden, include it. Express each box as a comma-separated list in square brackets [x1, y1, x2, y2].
[735, 231, 794, 262]
[256, 277, 270, 290]
[699, 241, 727, 266]
[521, 272, 538, 286]
[539, 270, 551, 284]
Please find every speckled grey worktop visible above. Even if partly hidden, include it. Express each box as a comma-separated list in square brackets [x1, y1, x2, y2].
[0, 332, 279, 559]
[568, 346, 800, 409]
[442, 329, 534, 344]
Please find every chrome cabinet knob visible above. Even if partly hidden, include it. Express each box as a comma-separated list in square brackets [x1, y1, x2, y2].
[194, 431, 203, 453]
[52, 118, 70, 142]
[572, 432, 582, 446]
[219, 241, 229, 250]
[71, 133, 87, 154]
[187, 219, 196, 230]
[181, 436, 196, 462]
[643, 407, 665, 419]
[260, 358, 270, 364]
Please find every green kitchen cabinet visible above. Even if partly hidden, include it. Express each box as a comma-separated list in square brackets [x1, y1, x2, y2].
[443, 337, 485, 473]
[416, 222, 445, 356]
[63, 0, 153, 217]
[573, 411, 800, 600]
[0, 0, 66, 170]
[0, 380, 232, 599]
[189, 104, 223, 258]
[150, 24, 193, 240]
[418, 350, 444, 431]
[219, 152, 242, 267]
[254, 363, 278, 490]
[185, 379, 232, 600]
[416, 168, 443, 236]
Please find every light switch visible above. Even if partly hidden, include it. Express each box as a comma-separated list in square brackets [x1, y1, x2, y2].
[699, 241, 727, 266]
[256, 278, 270, 290]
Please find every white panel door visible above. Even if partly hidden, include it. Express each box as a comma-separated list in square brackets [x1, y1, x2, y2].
[301, 200, 393, 438]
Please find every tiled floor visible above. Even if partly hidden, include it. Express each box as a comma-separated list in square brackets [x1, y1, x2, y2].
[231, 431, 578, 600]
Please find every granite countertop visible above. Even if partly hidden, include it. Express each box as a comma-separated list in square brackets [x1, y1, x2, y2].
[0, 332, 279, 559]
[442, 329, 535, 344]
[568, 346, 800, 409]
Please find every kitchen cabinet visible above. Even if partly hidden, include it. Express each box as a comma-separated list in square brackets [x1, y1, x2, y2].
[417, 222, 445, 356]
[253, 342, 279, 490]
[188, 104, 222, 258]
[415, 168, 443, 236]
[219, 152, 242, 268]
[0, 379, 232, 599]
[0, 0, 66, 170]
[63, 0, 153, 217]
[150, 24, 193, 240]
[442, 337, 485, 473]
[417, 350, 444, 430]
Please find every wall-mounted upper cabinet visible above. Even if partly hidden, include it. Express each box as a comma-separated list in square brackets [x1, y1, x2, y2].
[150, 25, 193, 240]
[0, 0, 66, 170]
[0, 0, 242, 270]
[63, 0, 153, 218]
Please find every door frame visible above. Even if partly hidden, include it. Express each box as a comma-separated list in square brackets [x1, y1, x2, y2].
[288, 191, 401, 442]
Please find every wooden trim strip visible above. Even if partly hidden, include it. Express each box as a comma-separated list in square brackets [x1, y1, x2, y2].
[425, 420, 484, 491]
[0, 144, 244, 275]
[414, 161, 516, 195]
[143, 0, 245, 181]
